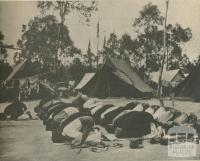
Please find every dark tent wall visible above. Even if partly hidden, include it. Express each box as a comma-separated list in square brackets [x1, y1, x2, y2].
[78, 56, 154, 98]
[104, 56, 153, 93]
[5, 59, 47, 83]
[13, 60, 44, 79]
[81, 70, 144, 98]
[0, 62, 12, 81]
[174, 65, 200, 102]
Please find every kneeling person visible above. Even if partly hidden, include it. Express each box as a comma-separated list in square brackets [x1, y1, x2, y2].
[3, 97, 27, 120]
[51, 106, 94, 145]
[114, 111, 154, 138]
[62, 115, 95, 146]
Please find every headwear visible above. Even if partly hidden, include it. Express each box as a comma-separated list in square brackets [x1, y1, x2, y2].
[115, 127, 123, 138]
[81, 94, 89, 101]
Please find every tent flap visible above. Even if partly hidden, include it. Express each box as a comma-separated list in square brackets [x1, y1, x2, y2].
[174, 65, 200, 101]
[75, 73, 95, 90]
[6, 59, 27, 81]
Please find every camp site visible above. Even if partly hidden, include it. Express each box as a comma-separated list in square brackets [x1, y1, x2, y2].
[0, 1, 200, 161]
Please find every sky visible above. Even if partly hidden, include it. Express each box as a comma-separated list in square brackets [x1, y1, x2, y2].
[0, 0, 200, 65]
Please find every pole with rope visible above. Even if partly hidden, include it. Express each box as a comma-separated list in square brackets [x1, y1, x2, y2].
[0, 44, 22, 51]
[157, 0, 169, 106]
[96, 20, 100, 66]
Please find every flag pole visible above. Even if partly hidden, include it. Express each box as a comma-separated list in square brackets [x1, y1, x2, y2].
[96, 20, 100, 66]
[157, 0, 169, 106]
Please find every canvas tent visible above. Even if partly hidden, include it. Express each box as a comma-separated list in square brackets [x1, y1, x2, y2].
[150, 69, 185, 87]
[174, 64, 200, 102]
[38, 82, 54, 96]
[6, 59, 46, 82]
[75, 56, 154, 98]
[183, 73, 189, 78]
[6, 59, 27, 82]
[75, 73, 95, 90]
[3, 59, 54, 101]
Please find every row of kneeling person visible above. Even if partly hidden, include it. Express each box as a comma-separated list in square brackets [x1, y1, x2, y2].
[34, 95, 102, 145]
[83, 98, 198, 138]
[34, 95, 198, 145]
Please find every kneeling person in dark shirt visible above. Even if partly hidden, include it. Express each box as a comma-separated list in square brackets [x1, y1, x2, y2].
[113, 111, 154, 138]
[4, 97, 27, 120]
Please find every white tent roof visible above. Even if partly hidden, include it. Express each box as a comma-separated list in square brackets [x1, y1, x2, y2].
[150, 69, 180, 83]
[75, 73, 95, 90]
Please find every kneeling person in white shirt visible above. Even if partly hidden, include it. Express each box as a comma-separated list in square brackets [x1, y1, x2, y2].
[62, 115, 95, 146]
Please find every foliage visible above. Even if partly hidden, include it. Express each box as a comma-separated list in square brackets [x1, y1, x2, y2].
[16, 15, 80, 70]
[166, 24, 192, 70]
[0, 31, 12, 80]
[14, 1, 98, 83]
[0, 61, 12, 80]
[37, 1, 98, 25]
[195, 55, 200, 65]
[0, 31, 8, 61]
[133, 3, 164, 33]
[85, 40, 96, 67]
[98, 3, 193, 82]
[133, 3, 192, 73]
[105, 33, 119, 56]
[56, 57, 96, 85]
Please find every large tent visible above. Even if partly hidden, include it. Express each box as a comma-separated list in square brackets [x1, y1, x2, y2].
[5, 59, 44, 81]
[150, 69, 185, 87]
[174, 64, 200, 102]
[75, 56, 154, 98]
[2, 59, 54, 101]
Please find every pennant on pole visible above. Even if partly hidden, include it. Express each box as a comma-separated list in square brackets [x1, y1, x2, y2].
[103, 36, 106, 48]
[97, 21, 99, 38]
[87, 40, 91, 53]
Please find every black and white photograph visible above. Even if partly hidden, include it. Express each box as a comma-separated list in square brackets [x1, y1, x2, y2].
[0, 0, 200, 160]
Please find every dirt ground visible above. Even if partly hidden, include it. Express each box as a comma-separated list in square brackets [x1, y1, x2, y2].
[0, 99, 200, 161]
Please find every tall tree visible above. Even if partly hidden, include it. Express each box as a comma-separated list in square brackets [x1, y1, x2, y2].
[37, 1, 97, 69]
[37, 1, 97, 25]
[86, 40, 95, 67]
[194, 54, 200, 66]
[133, 3, 164, 72]
[16, 15, 80, 71]
[0, 31, 8, 61]
[133, 2, 192, 72]
[0, 31, 12, 80]
[118, 34, 138, 61]
[103, 33, 119, 57]
[100, 33, 143, 70]
[103, 36, 107, 49]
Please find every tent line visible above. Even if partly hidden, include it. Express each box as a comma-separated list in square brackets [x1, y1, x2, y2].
[6, 70, 56, 82]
